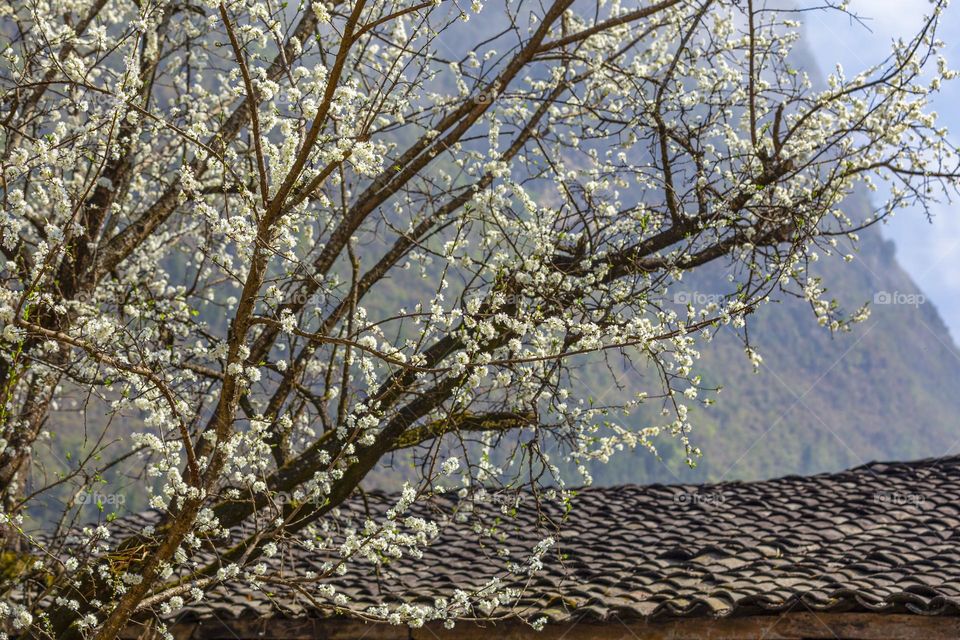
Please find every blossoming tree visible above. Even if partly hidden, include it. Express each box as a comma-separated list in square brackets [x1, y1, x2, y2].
[0, 0, 956, 636]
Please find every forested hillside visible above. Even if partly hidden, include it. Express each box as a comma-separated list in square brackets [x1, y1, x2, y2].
[26, 25, 960, 526]
[581, 187, 960, 486]
[356, 186, 960, 490]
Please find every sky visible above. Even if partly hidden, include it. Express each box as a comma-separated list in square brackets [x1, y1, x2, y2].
[801, 1, 960, 340]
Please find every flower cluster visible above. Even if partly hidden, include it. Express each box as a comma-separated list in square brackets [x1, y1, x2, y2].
[0, 0, 955, 637]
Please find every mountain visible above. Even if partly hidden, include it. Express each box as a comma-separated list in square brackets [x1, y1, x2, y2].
[359, 185, 960, 492]
[581, 188, 960, 486]
[26, 20, 960, 522]
[29, 158, 960, 522]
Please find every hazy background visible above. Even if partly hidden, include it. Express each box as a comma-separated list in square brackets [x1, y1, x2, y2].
[29, 1, 960, 524]
[804, 1, 960, 341]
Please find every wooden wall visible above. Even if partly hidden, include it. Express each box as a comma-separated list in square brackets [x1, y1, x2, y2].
[120, 613, 960, 640]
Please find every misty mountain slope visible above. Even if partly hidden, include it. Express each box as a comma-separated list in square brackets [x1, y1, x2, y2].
[580, 190, 960, 487]
[41, 187, 959, 514]
[359, 188, 960, 492]
[31, 19, 960, 520]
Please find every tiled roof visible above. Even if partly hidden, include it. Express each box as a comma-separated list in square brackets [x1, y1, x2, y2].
[126, 455, 960, 625]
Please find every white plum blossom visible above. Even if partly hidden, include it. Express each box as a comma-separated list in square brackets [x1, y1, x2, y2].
[0, 0, 956, 638]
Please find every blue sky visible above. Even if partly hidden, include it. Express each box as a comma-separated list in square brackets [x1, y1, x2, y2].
[802, 1, 960, 340]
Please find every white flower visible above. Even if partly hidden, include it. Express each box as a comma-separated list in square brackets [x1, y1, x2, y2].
[441, 456, 460, 476]
[12, 607, 32, 630]
[280, 311, 297, 335]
